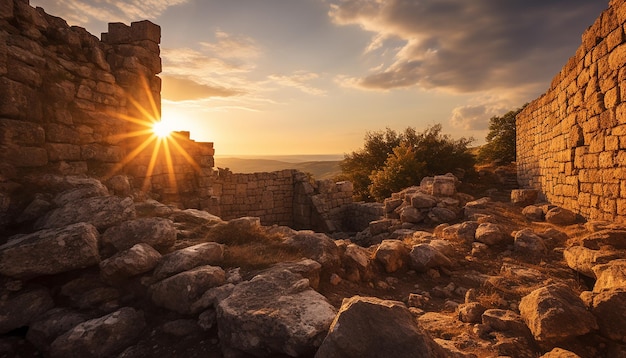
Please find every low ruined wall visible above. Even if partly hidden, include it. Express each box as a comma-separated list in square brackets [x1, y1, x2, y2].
[517, 0, 626, 222]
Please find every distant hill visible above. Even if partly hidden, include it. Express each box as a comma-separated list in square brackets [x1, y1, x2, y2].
[214, 157, 342, 180]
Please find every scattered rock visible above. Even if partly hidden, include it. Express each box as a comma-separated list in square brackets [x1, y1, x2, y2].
[522, 205, 544, 221]
[400, 206, 424, 224]
[563, 246, 622, 278]
[409, 244, 453, 273]
[152, 242, 224, 281]
[35, 196, 135, 230]
[540, 348, 582, 358]
[169, 208, 224, 226]
[591, 290, 626, 342]
[511, 189, 538, 207]
[513, 229, 547, 259]
[282, 231, 341, 272]
[475, 223, 506, 245]
[457, 302, 486, 324]
[592, 259, 626, 292]
[26, 308, 88, 354]
[441, 221, 478, 244]
[99, 243, 161, 284]
[343, 243, 373, 282]
[545, 207, 577, 226]
[102, 217, 177, 253]
[374, 240, 409, 273]
[481, 309, 530, 336]
[316, 296, 446, 358]
[428, 207, 457, 224]
[0, 288, 54, 334]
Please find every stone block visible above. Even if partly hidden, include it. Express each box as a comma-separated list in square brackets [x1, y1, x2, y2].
[131, 20, 161, 43]
[104, 22, 131, 44]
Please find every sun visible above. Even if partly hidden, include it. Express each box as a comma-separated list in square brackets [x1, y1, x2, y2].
[152, 121, 172, 138]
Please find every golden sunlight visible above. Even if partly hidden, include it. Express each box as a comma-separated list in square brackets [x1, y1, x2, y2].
[152, 121, 172, 138]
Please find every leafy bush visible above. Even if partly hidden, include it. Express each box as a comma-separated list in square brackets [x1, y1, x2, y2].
[341, 124, 475, 201]
[477, 106, 525, 164]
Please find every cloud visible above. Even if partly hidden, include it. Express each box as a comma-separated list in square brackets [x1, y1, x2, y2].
[451, 104, 503, 131]
[268, 71, 327, 96]
[161, 75, 243, 101]
[200, 31, 261, 60]
[329, 0, 607, 94]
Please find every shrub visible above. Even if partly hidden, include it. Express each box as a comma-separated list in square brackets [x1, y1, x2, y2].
[477, 106, 525, 164]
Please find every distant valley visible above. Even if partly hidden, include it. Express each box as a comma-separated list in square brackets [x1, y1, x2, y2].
[214, 156, 343, 180]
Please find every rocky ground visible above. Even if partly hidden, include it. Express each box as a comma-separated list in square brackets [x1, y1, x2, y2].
[0, 167, 625, 357]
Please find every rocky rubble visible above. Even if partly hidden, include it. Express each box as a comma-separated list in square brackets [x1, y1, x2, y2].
[0, 174, 625, 357]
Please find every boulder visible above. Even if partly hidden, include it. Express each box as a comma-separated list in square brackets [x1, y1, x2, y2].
[226, 216, 261, 230]
[399, 206, 424, 224]
[374, 240, 409, 273]
[217, 269, 336, 357]
[369, 219, 393, 235]
[592, 290, 626, 342]
[431, 175, 457, 197]
[49, 307, 146, 358]
[409, 244, 452, 273]
[99, 243, 161, 284]
[0, 223, 100, 279]
[463, 197, 491, 218]
[427, 207, 457, 224]
[592, 259, 626, 292]
[513, 229, 547, 259]
[102, 217, 176, 253]
[0, 288, 54, 334]
[457, 302, 486, 324]
[545, 207, 577, 226]
[474, 223, 506, 245]
[522, 205, 544, 221]
[410, 192, 438, 209]
[35, 196, 135, 230]
[343, 243, 373, 282]
[149, 265, 226, 314]
[169, 208, 224, 226]
[441, 221, 478, 244]
[282, 231, 341, 272]
[563, 246, 623, 278]
[152, 242, 224, 281]
[519, 284, 598, 343]
[269, 259, 322, 290]
[580, 229, 626, 250]
[481, 309, 530, 336]
[510, 189, 538, 206]
[26, 308, 88, 353]
[52, 181, 109, 207]
[60, 275, 120, 310]
[315, 296, 445, 358]
[540, 348, 582, 358]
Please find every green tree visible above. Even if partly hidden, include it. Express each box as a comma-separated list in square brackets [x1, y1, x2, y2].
[341, 124, 475, 201]
[478, 106, 525, 164]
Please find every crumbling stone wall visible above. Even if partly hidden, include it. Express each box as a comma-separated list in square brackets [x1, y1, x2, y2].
[517, 0, 626, 222]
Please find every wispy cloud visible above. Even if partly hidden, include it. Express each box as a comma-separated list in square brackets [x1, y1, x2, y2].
[329, 0, 606, 93]
[268, 71, 327, 96]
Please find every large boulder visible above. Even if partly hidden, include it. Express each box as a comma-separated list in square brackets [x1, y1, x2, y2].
[511, 189, 538, 207]
[519, 284, 598, 343]
[26, 308, 89, 354]
[169, 208, 224, 226]
[102, 217, 176, 253]
[545, 207, 577, 226]
[592, 259, 626, 292]
[0, 288, 54, 334]
[343, 243, 374, 282]
[580, 229, 626, 250]
[315, 296, 445, 358]
[35, 196, 135, 230]
[591, 290, 626, 342]
[563, 246, 623, 278]
[152, 242, 224, 281]
[282, 231, 341, 272]
[427, 207, 457, 224]
[217, 269, 336, 357]
[0, 223, 100, 279]
[49, 307, 146, 358]
[409, 244, 452, 273]
[374, 240, 409, 273]
[441, 221, 478, 244]
[513, 229, 547, 259]
[399, 206, 424, 224]
[149, 265, 226, 314]
[474, 223, 507, 245]
[410, 192, 438, 209]
[99, 243, 162, 284]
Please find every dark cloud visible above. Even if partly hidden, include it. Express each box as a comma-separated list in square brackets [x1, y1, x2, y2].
[330, 0, 607, 93]
[161, 75, 243, 101]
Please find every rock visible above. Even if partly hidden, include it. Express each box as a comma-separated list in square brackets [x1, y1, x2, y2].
[0, 223, 100, 279]
[592, 259, 626, 292]
[152, 242, 224, 281]
[417, 312, 462, 338]
[474, 223, 506, 245]
[198, 309, 217, 331]
[149, 265, 226, 314]
[384, 197, 404, 214]
[591, 290, 626, 342]
[580, 229, 626, 250]
[374, 240, 409, 273]
[400, 206, 424, 224]
[270, 259, 323, 290]
[511, 189, 538, 206]
[431, 175, 457, 197]
[457, 302, 486, 324]
[563, 246, 623, 278]
[99, 243, 161, 284]
[428, 207, 457, 224]
[49, 307, 146, 358]
[282, 231, 341, 272]
[409, 244, 452, 273]
[134, 199, 174, 217]
[519, 284, 598, 343]
[217, 269, 336, 357]
[161, 319, 200, 336]
[26, 308, 88, 353]
[464, 197, 491, 218]
[540, 348, 582, 358]
[369, 219, 393, 235]
[190, 283, 236, 313]
[545, 207, 577, 226]
[104, 175, 131, 196]
[0, 287, 54, 334]
[441, 221, 478, 244]
[342, 244, 373, 282]
[513, 229, 547, 259]
[52, 181, 109, 207]
[169, 208, 224, 226]
[410, 192, 438, 209]
[434, 338, 475, 358]
[35, 196, 135, 230]
[315, 296, 445, 358]
[60, 275, 120, 310]
[481, 309, 530, 336]
[407, 293, 430, 308]
[102, 217, 176, 253]
[226, 216, 261, 230]
[522, 205, 544, 221]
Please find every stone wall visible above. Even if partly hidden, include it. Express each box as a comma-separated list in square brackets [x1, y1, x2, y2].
[517, 0, 626, 222]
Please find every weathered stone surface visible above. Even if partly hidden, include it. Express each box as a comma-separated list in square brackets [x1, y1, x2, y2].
[519, 284, 598, 342]
[35, 196, 135, 230]
[218, 269, 336, 357]
[315, 296, 445, 358]
[60, 274, 120, 310]
[0, 223, 100, 279]
[0, 288, 54, 334]
[511, 189, 538, 206]
[580, 229, 626, 250]
[522, 205, 544, 221]
[343, 243, 373, 282]
[369, 219, 393, 235]
[409, 243, 452, 273]
[400, 206, 424, 224]
[592, 259, 626, 292]
[270, 259, 322, 290]
[52, 180, 109, 207]
[169, 208, 224, 226]
[410, 192, 438, 209]
[431, 175, 457, 197]
[282, 231, 340, 272]
[102, 217, 176, 253]
[49, 307, 146, 358]
[428, 207, 457, 224]
[441, 221, 478, 244]
[457, 302, 486, 324]
[592, 290, 626, 342]
[26, 308, 88, 353]
[540, 348, 582, 358]
[481, 309, 530, 335]
[152, 242, 224, 281]
[563, 246, 623, 278]
[99, 243, 161, 284]
[475, 223, 506, 245]
[374, 239, 409, 273]
[149, 265, 226, 314]
[545, 207, 578, 225]
[513, 229, 547, 259]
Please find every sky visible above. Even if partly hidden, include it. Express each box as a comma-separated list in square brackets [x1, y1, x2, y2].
[32, 0, 608, 156]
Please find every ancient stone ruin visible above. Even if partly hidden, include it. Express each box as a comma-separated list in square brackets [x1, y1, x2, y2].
[1, 0, 626, 357]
